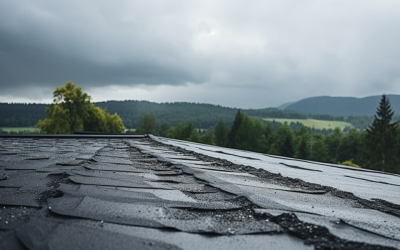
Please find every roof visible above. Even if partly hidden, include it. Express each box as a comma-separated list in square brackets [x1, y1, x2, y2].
[0, 134, 399, 250]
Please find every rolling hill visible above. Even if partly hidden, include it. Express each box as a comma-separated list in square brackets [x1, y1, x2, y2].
[0, 101, 309, 129]
[285, 95, 400, 116]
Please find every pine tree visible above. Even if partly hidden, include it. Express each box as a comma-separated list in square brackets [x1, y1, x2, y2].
[276, 123, 295, 157]
[294, 127, 310, 160]
[228, 110, 244, 148]
[364, 95, 399, 173]
[214, 120, 228, 146]
[138, 113, 158, 135]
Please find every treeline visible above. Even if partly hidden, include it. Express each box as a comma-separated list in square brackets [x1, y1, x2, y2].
[0, 100, 391, 130]
[96, 101, 321, 128]
[137, 112, 366, 168]
[0, 128, 41, 134]
[0, 103, 47, 127]
[137, 106, 400, 174]
[265, 120, 346, 137]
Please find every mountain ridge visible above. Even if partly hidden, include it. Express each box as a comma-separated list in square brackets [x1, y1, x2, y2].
[284, 95, 400, 116]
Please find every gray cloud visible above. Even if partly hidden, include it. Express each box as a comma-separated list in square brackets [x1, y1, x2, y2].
[1, 0, 400, 107]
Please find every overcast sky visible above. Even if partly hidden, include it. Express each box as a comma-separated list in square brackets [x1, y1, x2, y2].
[1, 0, 400, 108]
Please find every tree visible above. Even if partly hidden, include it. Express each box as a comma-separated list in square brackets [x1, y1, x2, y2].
[201, 127, 215, 145]
[294, 127, 311, 160]
[276, 123, 295, 157]
[214, 120, 228, 146]
[226, 112, 268, 152]
[158, 122, 172, 137]
[138, 113, 158, 135]
[325, 127, 343, 163]
[363, 95, 399, 172]
[268, 143, 279, 155]
[37, 82, 125, 134]
[309, 134, 328, 162]
[228, 110, 244, 148]
[336, 128, 363, 164]
[167, 121, 200, 142]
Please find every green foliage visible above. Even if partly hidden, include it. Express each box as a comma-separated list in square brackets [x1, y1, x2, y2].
[157, 96, 400, 175]
[294, 127, 311, 160]
[158, 122, 172, 137]
[138, 113, 158, 135]
[4, 100, 397, 131]
[0, 103, 47, 127]
[214, 120, 228, 147]
[276, 123, 295, 157]
[37, 82, 125, 134]
[200, 128, 215, 145]
[105, 112, 126, 133]
[340, 160, 361, 168]
[336, 128, 363, 164]
[268, 143, 279, 155]
[227, 112, 269, 152]
[309, 134, 328, 162]
[325, 127, 343, 162]
[167, 122, 200, 142]
[0, 127, 41, 134]
[228, 111, 244, 148]
[363, 95, 399, 173]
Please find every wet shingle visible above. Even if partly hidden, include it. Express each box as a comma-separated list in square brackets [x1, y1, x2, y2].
[0, 135, 399, 249]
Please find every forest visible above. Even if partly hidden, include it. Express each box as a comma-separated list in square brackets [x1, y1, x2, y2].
[0, 100, 393, 130]
[135, 95, 400, 174]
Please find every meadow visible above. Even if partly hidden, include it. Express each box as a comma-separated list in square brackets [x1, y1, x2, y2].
[262, 118, 353, 130]
[1, 127, 41, 133]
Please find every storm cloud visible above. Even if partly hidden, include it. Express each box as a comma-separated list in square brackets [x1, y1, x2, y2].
[1, 0, 400, 107]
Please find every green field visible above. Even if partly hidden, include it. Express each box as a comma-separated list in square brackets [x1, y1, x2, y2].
[263, 118, 353, 130]
[1, 127, 41, 133]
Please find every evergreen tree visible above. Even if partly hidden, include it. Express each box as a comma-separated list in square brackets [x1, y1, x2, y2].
[158, 122, 171, 137]
[167, 121, 199, 142]
[325, 127, 343, 162]
[336, 128, 363, 164]
[201, 127, 215, 145]
[228, 110, 244, 148]
[263, 123, 274, 150]
[309, 134, 328, 162]
[214, 120, 228, 146]
[276, 123, 295, 157]
[138, 113, 158, 135]
[268, 143, 279, 155]
[294, 127, 311, 160]
[363, 95, 399, 173]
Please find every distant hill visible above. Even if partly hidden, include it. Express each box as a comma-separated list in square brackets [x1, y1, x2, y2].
[285, 95, 400, 116]
[95, 101, 308, 128]
[277, 101, 295, 110]
[0, 101, 310, 129]
[4, 97, 396, 130]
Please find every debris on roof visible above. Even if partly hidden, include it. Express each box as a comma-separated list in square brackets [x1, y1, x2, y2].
[0, 135, 399, 249]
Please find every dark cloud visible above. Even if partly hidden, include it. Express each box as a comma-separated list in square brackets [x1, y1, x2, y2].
[0, 1, 211, 90]
[1, 1, 400, 107]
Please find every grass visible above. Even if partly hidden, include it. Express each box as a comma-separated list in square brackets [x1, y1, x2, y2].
[262, 118, 353, 130]
[1, 127, 41, 133]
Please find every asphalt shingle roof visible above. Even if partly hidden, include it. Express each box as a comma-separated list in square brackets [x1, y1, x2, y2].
[0, 135, 399, 249]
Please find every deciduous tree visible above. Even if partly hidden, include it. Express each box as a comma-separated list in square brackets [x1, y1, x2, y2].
[38, 82, 125, 134]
